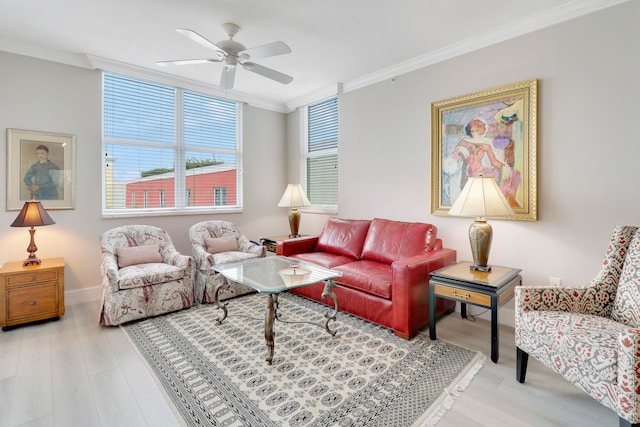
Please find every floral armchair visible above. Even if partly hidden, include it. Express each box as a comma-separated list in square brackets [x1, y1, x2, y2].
[99, 225, 194, 326]
[189, 220, 266, 303]
[515, 226, 640, 427]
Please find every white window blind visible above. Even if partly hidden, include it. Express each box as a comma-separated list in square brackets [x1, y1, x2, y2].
[303, 97, 338, 207]
[103, 73, 242, 215]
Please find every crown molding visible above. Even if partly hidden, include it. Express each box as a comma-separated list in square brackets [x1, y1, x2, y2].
[1, 0, 628, 114]
[341, 0, 629, 95]
[86, 55, 287, 113]
[0, 37, 93, 69]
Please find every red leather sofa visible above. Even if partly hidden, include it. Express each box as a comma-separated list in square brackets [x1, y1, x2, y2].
[276, 217, 457, 339]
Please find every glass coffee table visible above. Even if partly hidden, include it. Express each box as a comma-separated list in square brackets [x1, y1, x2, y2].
[212, 256, 343, 364]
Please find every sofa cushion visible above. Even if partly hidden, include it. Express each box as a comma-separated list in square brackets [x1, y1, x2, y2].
[334, 260, 393, 299]
[116, 244, 162, 268]
[361, 218, 432, 264]
[612, 230, 640, 327]
[118, 263, 186, 290]
[315, 218, 371, 259]
[290, 252, 356, 269]
[205, 236, 239, 254]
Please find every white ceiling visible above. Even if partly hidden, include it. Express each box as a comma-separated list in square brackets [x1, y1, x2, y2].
[0, 0, 625, 111]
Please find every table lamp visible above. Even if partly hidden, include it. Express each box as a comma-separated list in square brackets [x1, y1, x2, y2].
[10, 196, 56, 266]
[448, 175, 515, 272]
[277, 184, 311, 237]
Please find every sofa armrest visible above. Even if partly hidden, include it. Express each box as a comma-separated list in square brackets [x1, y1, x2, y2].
[617, 327, 640, 419]
[276, 236, 319, 256]
[391, 247, 457, 337]
[515, 280, 613, 317]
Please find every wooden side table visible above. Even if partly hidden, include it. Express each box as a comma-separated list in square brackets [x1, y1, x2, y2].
[260, 235, 307, 253]
[429, 261, 521, 363]
[0, 257, 65, 330]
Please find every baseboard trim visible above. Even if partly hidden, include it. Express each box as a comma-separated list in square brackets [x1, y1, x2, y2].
[65, 286, 101, 306]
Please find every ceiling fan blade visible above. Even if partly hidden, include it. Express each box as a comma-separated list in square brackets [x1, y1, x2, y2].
[220, 66, 236, 89]
[240, 41, 291, 61]
[175, 28, 226, 59]
[242, 62, 293, 85]
[156, 58, 222, 66]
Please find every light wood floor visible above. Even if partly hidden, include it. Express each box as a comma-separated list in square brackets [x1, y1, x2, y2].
[0, 300, 617, 427]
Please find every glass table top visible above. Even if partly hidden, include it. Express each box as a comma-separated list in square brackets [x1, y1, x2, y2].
[212, 256, 342, 294]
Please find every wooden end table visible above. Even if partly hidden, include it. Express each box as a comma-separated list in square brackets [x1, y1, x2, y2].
[0, 257, 65, 330]
[260, 235, 307, 253]
[429, 261, 521, 363]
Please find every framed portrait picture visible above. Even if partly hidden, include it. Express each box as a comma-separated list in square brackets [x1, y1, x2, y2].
[6, 129, 76, 210]
[431, 79, 537, 221]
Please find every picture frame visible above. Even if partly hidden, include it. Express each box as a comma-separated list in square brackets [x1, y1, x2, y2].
[6, 129, 76, 210]
[431, 79, 537, 221]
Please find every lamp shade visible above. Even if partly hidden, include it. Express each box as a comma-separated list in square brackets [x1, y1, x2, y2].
[277, 184, 311, 208]
[10, 197, 56, 228]
[449, 176, 515, 218]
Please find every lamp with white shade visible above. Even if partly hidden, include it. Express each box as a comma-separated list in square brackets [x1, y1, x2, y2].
[277, 184, 311, 237]
[448, 175, 515, 272]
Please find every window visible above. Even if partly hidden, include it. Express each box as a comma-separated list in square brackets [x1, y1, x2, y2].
[214, 187, 227, 205]
[301, 97, 338, 209]
[102, 73, 242, 216]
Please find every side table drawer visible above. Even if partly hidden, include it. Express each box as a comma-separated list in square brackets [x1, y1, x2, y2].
[7, 283, 58, 321]
[7, 270, 58, 286]
[433, 283, 491, 306]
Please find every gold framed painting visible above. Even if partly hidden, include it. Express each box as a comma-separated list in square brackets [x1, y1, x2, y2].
[431, 79, 537, 221]
[6, 129, 76, 210]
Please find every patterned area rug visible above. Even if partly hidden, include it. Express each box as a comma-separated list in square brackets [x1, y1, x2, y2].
[122, 293, 484, 426]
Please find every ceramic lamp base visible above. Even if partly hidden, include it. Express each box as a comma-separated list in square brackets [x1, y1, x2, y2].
[468, 218, 493, 272]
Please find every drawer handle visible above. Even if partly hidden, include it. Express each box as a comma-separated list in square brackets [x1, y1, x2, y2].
[30, 301, 37, 305]
[30, 276, 36, 282]
[451, 290, 470, 300]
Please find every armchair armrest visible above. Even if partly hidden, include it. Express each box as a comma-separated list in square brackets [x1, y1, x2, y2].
[239, 237, 266, 257]
[276, 236, 319, 256]
[100, 251, 120, 294]
[162, 247, 192, 270]
[515, 279, 613, 317]
[617, 327, 640, 418]
[192, 243, 212, 270]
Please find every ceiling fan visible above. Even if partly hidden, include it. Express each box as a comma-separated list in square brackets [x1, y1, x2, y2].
[157, 22, 293, 90]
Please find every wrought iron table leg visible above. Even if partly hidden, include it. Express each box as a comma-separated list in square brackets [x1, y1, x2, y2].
[265, 294, 277, 365]
[213, 282, 229, 324]
[321, 279, 338, 336]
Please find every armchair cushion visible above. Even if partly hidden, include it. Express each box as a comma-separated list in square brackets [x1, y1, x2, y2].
[118, 262, 188, 290]
[612, 231, 640, 327]
[116, 244, 162, 268]
[205, 236, 239, 254]
[518, 310, 623, 384]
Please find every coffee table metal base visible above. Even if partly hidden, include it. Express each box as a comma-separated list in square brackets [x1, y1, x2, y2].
[213, 279, 338, 364]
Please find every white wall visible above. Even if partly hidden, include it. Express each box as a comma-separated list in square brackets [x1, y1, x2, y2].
[0, 52, 288, 304]
[2, 2, 638, 326]
[288, 1, 640, 324]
